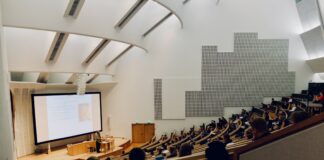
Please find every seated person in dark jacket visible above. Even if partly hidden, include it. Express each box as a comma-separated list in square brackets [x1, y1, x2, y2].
[250, 118, 270, 141]
[87, 157, 99, 160]
[179, 143, 193, 157]
[290, 111, 310, 124]
[205, 141, 230, 160]
[222, 133, 232, 145]
[166, 146, 177, 158]
[129, 148, 146, 160]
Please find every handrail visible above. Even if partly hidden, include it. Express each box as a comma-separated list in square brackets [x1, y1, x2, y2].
[191, 132, 203, 142]
[229, 120, 242, 136]
[232, 113, 324, 160]
[145, 133, 174, 151]
[170, 136, 190, 147]
[210, 123, 230, 141]
[142, 135, 163, 150]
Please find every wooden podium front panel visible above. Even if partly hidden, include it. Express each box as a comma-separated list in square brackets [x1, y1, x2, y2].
[132, 124, 145, 143]
[144, 124, 155, 142]
[132, 123, 155, 143]
[67, 141, 96, 156]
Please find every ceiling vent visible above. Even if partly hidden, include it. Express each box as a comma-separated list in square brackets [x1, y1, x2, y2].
[45, 32, 69, 63]
[143, 12, 173, 37]
[115, 0, 148, 29]
[64, 0, 85, 18]
[82, 39, 110, 65]
[106, 45, 134, 67]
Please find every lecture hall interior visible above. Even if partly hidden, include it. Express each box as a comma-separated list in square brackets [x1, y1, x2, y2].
[1, 0, 324, 160]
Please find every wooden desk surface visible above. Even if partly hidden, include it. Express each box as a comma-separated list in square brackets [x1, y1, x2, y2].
[18, 137, 128, 160]
[308, 102, 323, 108]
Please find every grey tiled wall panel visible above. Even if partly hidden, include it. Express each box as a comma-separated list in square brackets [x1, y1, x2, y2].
[154, 79, 162, 120]
[186, 33, 295, 117]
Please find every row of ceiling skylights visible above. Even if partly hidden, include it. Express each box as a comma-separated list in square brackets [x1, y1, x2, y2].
[40, 0, 190, 84]
[46, 32, 133, 68]
[64, 0, 183, 37]
[45, 0, 186, 68]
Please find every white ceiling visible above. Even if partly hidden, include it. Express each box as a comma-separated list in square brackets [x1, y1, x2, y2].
[3, 0, 184, 84]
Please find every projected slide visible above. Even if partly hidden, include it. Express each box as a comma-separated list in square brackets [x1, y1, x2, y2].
[32, 93, 102, 144]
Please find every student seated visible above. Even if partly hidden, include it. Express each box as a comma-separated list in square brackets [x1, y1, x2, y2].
[250, 118, 270, 141]
[166, 146, 177, 158]
[129, 148, 146, 160]
[222, 133, 232, 145]
[205, 141, 230, 160]
[179, 143, 193, 157]
[290, 111, 310, 124]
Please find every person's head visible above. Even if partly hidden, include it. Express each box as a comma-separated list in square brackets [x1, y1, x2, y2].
[168, 146, 176, 153]
[87, 156, 99, 160]
[290, 111, 310, 124]
[320, 91, 324, 96]
[223, 133, 231, 141]
[250, 118, 268, 138]
[205, 141, 229, 160]
[129, 148, 145, 160]
[179, 143, 192, 157]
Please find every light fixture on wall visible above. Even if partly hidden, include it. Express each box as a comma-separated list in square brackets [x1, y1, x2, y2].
[76, 73, 87, 95]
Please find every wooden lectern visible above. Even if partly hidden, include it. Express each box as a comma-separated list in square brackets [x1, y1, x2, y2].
[132, 123, 155, 143]
[67, 141, 96, 156]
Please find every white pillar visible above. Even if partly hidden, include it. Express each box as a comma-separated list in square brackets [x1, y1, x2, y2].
[0, 1, 16, 159]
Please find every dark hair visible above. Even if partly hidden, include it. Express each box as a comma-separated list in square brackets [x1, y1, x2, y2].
[129, 148, 145, 160]
[205, 141, 230, 160]
[179, 143, 193, 157]
[223, 133, 230, 140]
[290, 111, 310, 124]
[87, 156, 99, 160]
[250, 118, 267, 133]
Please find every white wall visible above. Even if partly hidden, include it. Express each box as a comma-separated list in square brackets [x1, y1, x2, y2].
[1, 0, 316, 152]
[0, 1, 16, 159]
[101, 0, 314, 139]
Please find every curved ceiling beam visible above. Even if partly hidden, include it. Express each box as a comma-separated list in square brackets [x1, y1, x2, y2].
[5, 25, 148, 53]
[153, 0, 184, 28]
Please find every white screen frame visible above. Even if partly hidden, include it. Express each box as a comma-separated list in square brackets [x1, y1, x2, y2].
[31, 92, 102, 145]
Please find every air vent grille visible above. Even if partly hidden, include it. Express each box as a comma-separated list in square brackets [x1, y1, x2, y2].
[143, 12, 173, 37]
[69, 0, 80, 16]
[49, 33, 65, 61]
[115, 0, 148, 29]
[106, 45, 134, 67]
[64, 0, 85, 18]
[83, 39, 110, 65]
[46, 32, 69, 63]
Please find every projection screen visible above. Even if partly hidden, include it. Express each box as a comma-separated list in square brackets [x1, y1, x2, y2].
[31, 92, 102, 144]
